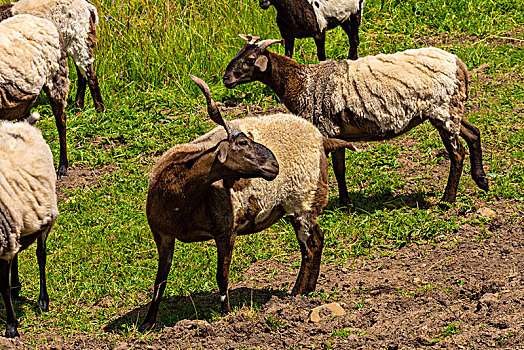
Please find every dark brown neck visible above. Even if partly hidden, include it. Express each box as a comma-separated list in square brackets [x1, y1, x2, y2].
[149, 146, 233, 216]
[256, 51, 305, 114]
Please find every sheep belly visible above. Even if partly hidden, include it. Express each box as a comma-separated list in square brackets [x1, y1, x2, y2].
[308, 0, 362, 31]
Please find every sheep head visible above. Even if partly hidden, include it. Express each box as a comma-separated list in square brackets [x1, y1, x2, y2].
[189, 74, 279, 181]
[222, 34, 283, 89]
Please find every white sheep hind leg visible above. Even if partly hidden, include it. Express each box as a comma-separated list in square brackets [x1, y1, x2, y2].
[290, 215, 325, 296]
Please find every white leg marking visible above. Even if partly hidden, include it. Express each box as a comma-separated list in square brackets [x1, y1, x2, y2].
[220, 295, 227, 302]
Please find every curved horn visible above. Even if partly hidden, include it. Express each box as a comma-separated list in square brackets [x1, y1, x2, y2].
[238, 34, 260, 45]
[189, 74, 232, 138]
[257, 39, 284, 51]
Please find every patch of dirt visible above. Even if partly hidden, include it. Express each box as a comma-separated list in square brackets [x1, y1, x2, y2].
[56, 165, 119, 201]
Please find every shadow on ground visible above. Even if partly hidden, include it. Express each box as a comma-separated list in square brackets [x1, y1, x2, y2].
[104, 286, 287, 333]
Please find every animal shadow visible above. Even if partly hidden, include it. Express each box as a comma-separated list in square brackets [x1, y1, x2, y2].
[104, 286, 286, 333]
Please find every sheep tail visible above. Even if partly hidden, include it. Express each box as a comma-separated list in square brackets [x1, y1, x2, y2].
[322, 138, 358, 154]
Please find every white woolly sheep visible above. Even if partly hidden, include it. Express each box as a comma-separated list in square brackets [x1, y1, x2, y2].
[223, 35, 489, 205]
[139, 75, 356, 331]
[0, 117, 58, 338]
[0, 0, 105, 112]
[0, 14, 70, 177]
[258, 0, 365, 60]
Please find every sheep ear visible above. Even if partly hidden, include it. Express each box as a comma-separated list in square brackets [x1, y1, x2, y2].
[255, 56, 268, 72]
[217, 141, 229, 163]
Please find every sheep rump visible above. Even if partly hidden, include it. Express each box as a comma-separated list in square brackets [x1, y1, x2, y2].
[0, 14, 62, 112]
[0, 121, 58, 260]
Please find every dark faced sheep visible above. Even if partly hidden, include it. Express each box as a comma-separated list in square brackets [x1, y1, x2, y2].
[258, 0, 365, 60]
[139, 75, 356, 331]
[223, 35, 489, 205]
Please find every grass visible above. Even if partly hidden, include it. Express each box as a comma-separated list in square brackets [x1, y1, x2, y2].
[3, 0, 523, 345]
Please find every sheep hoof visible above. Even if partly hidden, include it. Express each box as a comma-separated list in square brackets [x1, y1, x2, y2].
[39, 298, 49, 312]
[474, 177, 489, 192]
[56, 166, 68, 179]
[138, 322, 154, 333]
[5, 324, 19, 338]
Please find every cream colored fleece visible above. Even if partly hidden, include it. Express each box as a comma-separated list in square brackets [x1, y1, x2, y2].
[297, 47, 462, 139]
[192, 114, 325, 230]
[0, 121, 58, 260]
[0, 14, 61, 95]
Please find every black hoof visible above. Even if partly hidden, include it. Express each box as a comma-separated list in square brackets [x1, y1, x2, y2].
[95, 103, 106, 113]
[474, 177, 489, 192]
[138, 322, 153, 333]
[56, 165, 68, 179]
[39, 298, 49, 312]
[5, 324, 19, 338]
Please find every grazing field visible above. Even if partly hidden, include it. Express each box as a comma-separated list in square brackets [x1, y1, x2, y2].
[2, 0, 523, 348]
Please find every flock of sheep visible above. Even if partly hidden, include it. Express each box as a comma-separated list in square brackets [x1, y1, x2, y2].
[0, 0, 489, 338]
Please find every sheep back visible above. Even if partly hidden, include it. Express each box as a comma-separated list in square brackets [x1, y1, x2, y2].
[298, 47, 463, 138]
[0, 14, 61, 104]
[309, 0, 363, 31]
[12, 0, 98, 74]
[0, 121, 58, 260]
[194, 114, 327, 228]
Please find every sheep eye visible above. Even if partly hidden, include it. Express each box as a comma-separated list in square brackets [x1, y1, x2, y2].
[238, 140, 249, 146]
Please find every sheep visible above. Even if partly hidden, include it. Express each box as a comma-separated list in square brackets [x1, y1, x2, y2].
[0, 14, 70, 177]
[0, 0, 105, 112]
[139, 75, 356, 331]
[258, 0, 365, 60]
[223, 35, 489, 205]
[0, 116, 59, 338]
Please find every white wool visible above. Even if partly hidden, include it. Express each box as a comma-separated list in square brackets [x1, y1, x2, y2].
[0, 121, 58, 260]
[193, 114, 325, 223]
[229, 115, 323, 221]
[12, 0, 98, 75]
[298, 47, 461, 139]
[308, 0, 364, 31]
[0, 15, 61, 94]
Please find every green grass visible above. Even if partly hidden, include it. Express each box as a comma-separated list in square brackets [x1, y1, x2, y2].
[3, 0, 523, 344]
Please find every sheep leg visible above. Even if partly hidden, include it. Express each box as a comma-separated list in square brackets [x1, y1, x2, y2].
[283, 35, 295, 58]
[314, 31, 327, 61]
[75, 65, 88, 110]
[0, 259, 19, 338]
[290, 217, 324, 295]
[36, 234, 49, 312]
[85, 63, 106, 113]
[435, 126, 465, 203]
[332, 148, 350, 206]
[139, 236, 175, 332]
[460, 119, 489, 191]
[10, 254, 20, 300]
[43, 49, 69, 178]
[341, 13, 362, 60]
[215, 234, 236, 314]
